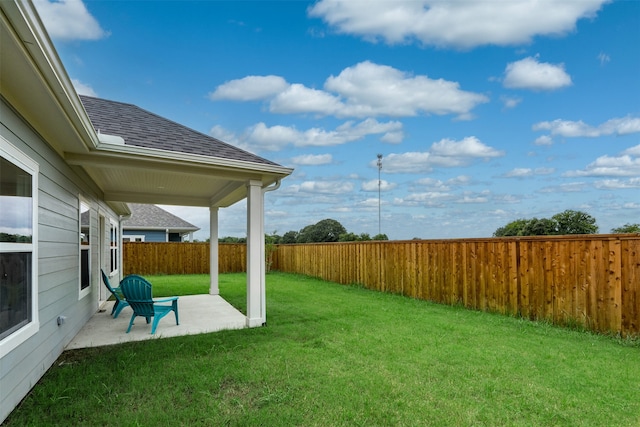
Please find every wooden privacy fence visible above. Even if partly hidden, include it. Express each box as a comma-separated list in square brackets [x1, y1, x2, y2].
[123, 242, 246, 275]
[272, 235, 640, 337]
[123, 235, 640, 336]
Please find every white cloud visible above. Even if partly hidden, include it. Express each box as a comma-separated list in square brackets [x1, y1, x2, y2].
[324, 61, 489, 118]
[415, 178, 451, 191]
[71, 79, 97, 96]
[383, 152, 434, 174]
[456, 195, 489, 204]
[233, 118, 403, 152]
[623, 144, 640, 156]
[505, 168, 533, 177]
[594, 178, 640, 189]
[286, 180, 354, 195]
[398, 191, 452, 207]
[538, 182, 588, 193]
[210, 61, 488, 119]
[414, 176, 471, 191]
[503, 56, 572, 91]
[597, 52, 611, 65]
[361, 180, 397, 192]
[533, 116, 640, 137]
[209, 75, 288, 101]
[379, 136, 504, 174]
[210, 125, 240, 145]
[308, 0, 607, 49]
[504, 167, 555, 177]
[565, 154, 640, 177]
[356, 198, 384, 208]
[34, 0, 109, 41]
[270, 84, 344, 115]
[447, 175, 472, 186]
[430, 136, 505, 159]
[534, 135, 554, 146]
[380, 131, 404, 144]
[290, 154, 333, 166]
[500, 96, 522, 109]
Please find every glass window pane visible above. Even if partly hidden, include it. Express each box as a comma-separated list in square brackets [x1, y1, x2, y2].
[80, 202, 90, 291]
[0, 157, 33, 243]
[0, 252, 32, 340]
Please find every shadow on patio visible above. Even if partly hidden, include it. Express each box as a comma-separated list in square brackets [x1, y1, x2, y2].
[66, 295, 246, 349]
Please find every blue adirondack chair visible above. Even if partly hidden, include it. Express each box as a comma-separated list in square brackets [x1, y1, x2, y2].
[100, 269, 129, 318]
[119, 274, 179, 334]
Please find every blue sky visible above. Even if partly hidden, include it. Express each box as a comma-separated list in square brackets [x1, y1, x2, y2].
[35, 0, 639, 240]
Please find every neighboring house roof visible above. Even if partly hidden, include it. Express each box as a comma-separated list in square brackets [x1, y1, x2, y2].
[79, 95, 278, 166]
[123, 204, 199, 234]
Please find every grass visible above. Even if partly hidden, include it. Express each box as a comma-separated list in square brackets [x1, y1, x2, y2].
[6, 272, 640, 426]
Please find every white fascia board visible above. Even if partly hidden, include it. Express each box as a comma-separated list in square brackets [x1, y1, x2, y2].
[94, 141, 294, 179]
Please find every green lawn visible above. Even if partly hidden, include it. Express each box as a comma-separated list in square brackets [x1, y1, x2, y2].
[6, 272, 640, 426]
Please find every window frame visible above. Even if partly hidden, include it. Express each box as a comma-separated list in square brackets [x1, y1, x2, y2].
[0, 137, 39, 358]
[109, 219, 119, 275]
[79, 197, 91, 299]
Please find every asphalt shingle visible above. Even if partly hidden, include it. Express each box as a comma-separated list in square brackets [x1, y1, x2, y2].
[123, 204, 199, 231]
[79, 95, 279, 166]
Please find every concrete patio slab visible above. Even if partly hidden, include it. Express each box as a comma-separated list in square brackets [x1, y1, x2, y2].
[66, 294, 246, 349]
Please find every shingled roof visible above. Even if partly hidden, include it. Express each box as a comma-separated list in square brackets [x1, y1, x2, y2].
[79, 95, 278, 166]
[123, 204, 199, 232]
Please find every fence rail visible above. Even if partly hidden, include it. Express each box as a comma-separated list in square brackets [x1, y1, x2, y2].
[123, 235, 640, 336]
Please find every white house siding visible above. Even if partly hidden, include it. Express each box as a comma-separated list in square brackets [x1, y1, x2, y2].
[0, 99, 120, 422]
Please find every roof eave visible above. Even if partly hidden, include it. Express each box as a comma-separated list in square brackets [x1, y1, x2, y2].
[79, 141, 294, 180]
[1, 0, 99, 155]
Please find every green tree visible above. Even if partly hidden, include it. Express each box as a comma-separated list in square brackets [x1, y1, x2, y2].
[493, 219, 530, 237]
[372, 233, 389, 241]
[522, 218, 557, 236]
[611, 223, 640, 233]
[338, 232, 358, 242]
[281, 230, 299, 244]
[219, 236, 246, 243]
[552, 209, 598, 235]
[265, 233, 279, 273]
[297, 219, 347, 243]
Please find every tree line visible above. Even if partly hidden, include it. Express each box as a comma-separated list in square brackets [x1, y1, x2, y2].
[211, 211, 638, 243]
[218, 218, 388, 244]
[493, 209, 639, 237]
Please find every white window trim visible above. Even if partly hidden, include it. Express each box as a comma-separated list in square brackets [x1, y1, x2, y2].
[79, 197, 91, 300]
[123, 234, 145, 242]
[109, 219, 120, 276]
[0, 137, 39, 358]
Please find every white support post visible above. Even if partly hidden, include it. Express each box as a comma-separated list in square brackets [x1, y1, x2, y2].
[246, 180, 265, 327]
[209, 206, 219, 295]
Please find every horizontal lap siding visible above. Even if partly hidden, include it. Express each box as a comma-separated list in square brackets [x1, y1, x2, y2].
[2, 100, 123, 423]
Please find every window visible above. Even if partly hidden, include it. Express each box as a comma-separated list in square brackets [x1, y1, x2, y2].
[79, 199, 90, 298]
[109, 220, 119, 274]
[0, 138, 38, 355]
[123, 235, 145, 243]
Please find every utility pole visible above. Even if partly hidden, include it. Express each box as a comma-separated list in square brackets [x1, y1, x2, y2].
[377, 154, 383, 236]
